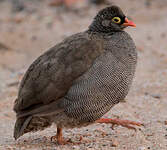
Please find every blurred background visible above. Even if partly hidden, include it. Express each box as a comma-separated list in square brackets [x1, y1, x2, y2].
[0, 0, 167, 149]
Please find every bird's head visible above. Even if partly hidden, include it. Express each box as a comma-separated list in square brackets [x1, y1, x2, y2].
[89, 5, 136, 33]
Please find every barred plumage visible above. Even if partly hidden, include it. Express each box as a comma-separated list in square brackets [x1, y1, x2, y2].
[62, 31, 137, 124]
[13, 5, 138, 142]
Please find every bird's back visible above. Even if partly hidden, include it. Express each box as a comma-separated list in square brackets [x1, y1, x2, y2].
[14, 32, 104, 113]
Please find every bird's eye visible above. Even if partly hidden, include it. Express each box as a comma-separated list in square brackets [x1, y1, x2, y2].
[112, 17, 121, 24]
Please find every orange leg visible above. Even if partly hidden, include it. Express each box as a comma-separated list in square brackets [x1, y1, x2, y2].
[56, 127, 66, 145]
[96, 118, 143, 130]
[51, 127, 85, 145]
[51, 127, 69, 145]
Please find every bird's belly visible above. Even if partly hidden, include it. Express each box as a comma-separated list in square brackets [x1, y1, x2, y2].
[62, 52, 134, 124]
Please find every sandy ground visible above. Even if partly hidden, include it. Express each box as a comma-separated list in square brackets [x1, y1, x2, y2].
[0, 0, 167, 149]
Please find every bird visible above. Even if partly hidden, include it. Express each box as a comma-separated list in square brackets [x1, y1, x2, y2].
[13, 5, 142, 145]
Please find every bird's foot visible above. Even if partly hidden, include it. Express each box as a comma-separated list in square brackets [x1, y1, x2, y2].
[51, 135, 86, 145]
[51, 127, 71, 145]
[51, 135, 70, 145]
[96, 118, 143, 130]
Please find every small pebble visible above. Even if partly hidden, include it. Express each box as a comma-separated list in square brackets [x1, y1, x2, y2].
[151, 94, 161, 99]
[161, 33, 166, 38]
[144, 92, 149, 95]
[147, 36, 152, 40]
[0, 42, 9, 51]
[11, 17, 24, 24]
[164, 121, 167, 125]
[111, 139, 119, 147]
[31, 35, 37, 41]
[72, 145, 80, 150]
[138, 146, 146, 150]
[11, 0, 25, 12]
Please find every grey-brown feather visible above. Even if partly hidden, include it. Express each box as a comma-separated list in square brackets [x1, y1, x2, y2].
[60, 31, 137, 123]
[13, 30, 137, 139]
[13, 5, 137, 139]
[13, 32, 105, 139]
[14, 33, 104, 112]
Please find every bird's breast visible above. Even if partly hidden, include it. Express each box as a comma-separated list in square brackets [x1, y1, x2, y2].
[62, 50, 136, 123]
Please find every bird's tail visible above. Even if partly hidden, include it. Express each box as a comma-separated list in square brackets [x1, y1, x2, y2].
[14, 116, 52, 140]
[14, 116, 32, 140]
[14, 100, 64, 140]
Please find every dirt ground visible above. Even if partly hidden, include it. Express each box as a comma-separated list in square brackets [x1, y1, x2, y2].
[0, 0, 167, 149]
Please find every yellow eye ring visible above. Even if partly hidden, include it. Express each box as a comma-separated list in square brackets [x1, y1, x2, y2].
[112, 17, 121, 24]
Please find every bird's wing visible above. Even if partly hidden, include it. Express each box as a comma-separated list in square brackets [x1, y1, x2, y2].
[14, 32, 104, 112]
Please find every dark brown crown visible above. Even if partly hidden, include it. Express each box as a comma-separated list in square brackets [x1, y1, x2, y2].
[88, 6, 126, 33]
